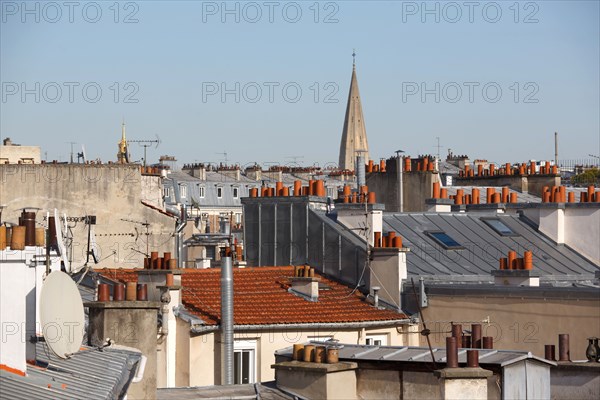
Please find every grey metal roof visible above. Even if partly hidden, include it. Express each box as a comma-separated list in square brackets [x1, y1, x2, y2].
[382, 212, 598, 279]
[165, 170, 349, 210]
[157, 382, 293, 400]
[165, 170, 257, 208]
[0, 342, 141, 400]
[276, 342, 555, 368]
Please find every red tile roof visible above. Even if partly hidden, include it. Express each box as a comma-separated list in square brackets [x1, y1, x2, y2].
[96, 266, 407, 326]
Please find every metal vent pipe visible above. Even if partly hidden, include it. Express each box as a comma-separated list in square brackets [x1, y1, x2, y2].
[221, 255, 234, 385]
[356, 152, 366, 188]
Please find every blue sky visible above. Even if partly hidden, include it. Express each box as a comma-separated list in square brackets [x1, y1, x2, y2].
[1, 0, 599, 168]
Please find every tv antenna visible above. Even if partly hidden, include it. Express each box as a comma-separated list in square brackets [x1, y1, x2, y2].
[121, 218, 151, 257]
[216, 151, 228, 165]
[285, 156, 304, 165]
[434, 137, 442, 160]
[128, 135, 161, 167]
[53, 209, 71, 273]
[66, 142, 77, 164]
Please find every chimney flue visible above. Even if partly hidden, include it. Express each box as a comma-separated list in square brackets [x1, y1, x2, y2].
[372, 286, 380, 308]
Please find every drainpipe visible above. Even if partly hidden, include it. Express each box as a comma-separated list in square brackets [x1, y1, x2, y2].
[175, 204, 187, 269]
[157, 287, 171, 344]
[221, 255, 234, 385]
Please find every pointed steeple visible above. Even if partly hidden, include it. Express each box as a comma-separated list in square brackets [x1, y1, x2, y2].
[117, 120, 129, 163]
[338, 52, 369, 171]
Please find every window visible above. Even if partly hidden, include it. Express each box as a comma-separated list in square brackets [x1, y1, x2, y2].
[327, 187, 335, 198]
[235, 213, 242, 224]
[234, 340, 256, 384]
[206, 246, 216, 259]
[233, 187, 239, 199]
[199, 186, 205, 198]
[163, 187, 170, 198]
[426, 231, 464, 250]
[180, 184, 187, 198]
[366, 334, 388, 346]
[481, 218, 518, 236]
[217, 187, 223, 198]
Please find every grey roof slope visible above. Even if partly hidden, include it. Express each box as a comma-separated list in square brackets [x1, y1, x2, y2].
[383, 212, 598, 278]
[158, 383, 293, 400]
[0, 342, 141, 400]
[276, 342, 556, 368]
[165, 170, 257, 208]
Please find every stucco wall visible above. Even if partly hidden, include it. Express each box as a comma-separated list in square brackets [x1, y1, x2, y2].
[366, 171, 439, 212]
[0, 145, 41, 164]
[181, 325, 413, 386]
[0, 164, 174, 269]
[421, 295, 600, 360]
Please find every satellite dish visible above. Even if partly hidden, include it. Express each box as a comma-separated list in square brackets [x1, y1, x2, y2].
[39, 271, 85, 359]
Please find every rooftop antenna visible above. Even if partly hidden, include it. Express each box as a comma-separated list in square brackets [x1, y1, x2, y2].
[120, 218, 150, 257]
[129, 135, 161, 167]
[434, 137, 442, 161]
[554, 132, 559, 167]
[216, 151, 228, 165]
[84, 215, 98, 265]
[66, 142, 77, 164]
[285, 156, 304, 165]
[53, 209, 71, 272]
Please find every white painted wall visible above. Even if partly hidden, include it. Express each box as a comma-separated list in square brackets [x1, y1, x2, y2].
[176, 324, 414, 387]
[1, 247, 63, 374]
[532, 206, 600, 264]
[0, 252, 29, 374]
[336, 208, 382, 246]
[564, 208, 600, 265]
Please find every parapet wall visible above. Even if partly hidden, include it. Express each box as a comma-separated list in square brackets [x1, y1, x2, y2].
[0, 164, 174, 268]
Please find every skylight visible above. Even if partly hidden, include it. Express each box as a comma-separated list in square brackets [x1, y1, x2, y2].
[482, 218, 517, 236]
[426, 231, 464, 250]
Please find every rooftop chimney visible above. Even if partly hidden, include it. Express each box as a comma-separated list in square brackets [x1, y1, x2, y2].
[290, 266, 320, 301]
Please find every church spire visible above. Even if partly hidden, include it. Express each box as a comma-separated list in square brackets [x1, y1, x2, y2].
[117, 119, 129, 163]
[338, 52, 369, 171]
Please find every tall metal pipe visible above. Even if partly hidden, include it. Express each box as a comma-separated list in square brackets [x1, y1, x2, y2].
[221, 256, 234, 384]
[356, 151, 366, 188]
[396, 151, 404, 212]
[555, 132, 559, 167]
